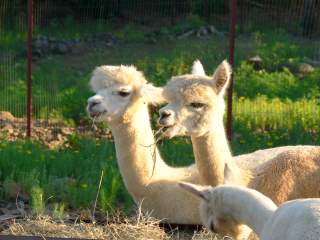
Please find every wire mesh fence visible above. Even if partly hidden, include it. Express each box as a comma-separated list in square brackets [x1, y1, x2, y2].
[0, 0, 319, 142]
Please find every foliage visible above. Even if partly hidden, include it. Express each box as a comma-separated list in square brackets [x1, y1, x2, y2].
[234, 63, 320, 100]
[251, 30, 316, 71]
[0, 138, 133, 213]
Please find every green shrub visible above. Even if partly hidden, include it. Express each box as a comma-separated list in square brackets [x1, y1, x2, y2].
[235, 63, 298, 99]
[114, 24, 146, 43]
[251, 30, 315, 71]
[234, 63, 320, 100]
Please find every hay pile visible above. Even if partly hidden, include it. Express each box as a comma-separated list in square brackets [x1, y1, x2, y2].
[1, 214, 219, 240]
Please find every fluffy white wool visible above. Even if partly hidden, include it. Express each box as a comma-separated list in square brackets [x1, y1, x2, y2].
[90, 65, 146, 92]
[180, 183, 320, 240]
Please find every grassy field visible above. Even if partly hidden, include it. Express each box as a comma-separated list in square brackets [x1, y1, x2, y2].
[0, 18, 320, 221]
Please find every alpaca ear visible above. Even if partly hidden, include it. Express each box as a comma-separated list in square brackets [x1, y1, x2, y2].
[141, 83, 166, 105]
[224, 163, 233, 184]
[179, 182, 210, 202]
[192, 60, 206, 76]
[212, 60, 232, 96]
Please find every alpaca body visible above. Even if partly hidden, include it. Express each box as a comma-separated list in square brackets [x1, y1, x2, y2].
[261, 199, 320, 240]
[234, 145, 316, 170]
[250, 146, 320, 204]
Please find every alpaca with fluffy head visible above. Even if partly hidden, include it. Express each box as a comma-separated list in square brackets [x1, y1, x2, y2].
[87, 64, 208, 224]
[157, 60, 320, 230]
[158, 59, 320, 197]
[180, 182, 320, 240]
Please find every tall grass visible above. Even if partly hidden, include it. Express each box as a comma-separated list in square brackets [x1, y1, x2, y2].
[0, 138, 133, 214]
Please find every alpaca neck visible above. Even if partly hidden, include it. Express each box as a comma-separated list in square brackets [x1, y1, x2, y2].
[223, 187, 277, 235]
[191, 118, 232, 185]
[109, 103, 165, 199]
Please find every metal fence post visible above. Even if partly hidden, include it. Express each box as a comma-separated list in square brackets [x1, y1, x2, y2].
[227, 0, 237, 141]
[27, 0, 33, 137]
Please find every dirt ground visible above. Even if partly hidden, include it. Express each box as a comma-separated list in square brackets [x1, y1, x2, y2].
[0, 111, 111, 149]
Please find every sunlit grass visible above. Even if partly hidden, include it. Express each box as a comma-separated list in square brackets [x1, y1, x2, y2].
[1, 21, 319, 213]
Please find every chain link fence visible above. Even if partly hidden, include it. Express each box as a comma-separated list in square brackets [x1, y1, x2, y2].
[0, 0, 319, 142]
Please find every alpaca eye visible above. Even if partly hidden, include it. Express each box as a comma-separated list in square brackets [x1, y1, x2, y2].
[118, 91, 130, 97]
[190, 102, 206, 109]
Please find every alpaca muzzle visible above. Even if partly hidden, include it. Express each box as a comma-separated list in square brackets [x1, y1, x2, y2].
[158, 109, 174, 126]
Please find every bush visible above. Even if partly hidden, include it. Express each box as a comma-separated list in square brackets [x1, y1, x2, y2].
[234, 62, 320, 100]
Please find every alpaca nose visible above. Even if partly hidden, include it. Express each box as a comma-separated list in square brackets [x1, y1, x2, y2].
[88, 100, 101, 112]
[159, 110, 173, 125]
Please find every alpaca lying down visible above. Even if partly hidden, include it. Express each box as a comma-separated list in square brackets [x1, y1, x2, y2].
[180, 182, 320, 240]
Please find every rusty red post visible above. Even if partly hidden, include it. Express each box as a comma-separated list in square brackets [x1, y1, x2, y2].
[226, 0, 237, 141]
[27, 0, 33, 137]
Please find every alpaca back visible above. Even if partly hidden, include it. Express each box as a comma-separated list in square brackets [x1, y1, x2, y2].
[261, 199, 320, 240]
[250, 147, 320, 204]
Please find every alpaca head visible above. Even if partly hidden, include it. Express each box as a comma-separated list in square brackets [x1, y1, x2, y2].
[87, 65, 164, 123]
[158, 60, 231, 138]
[179, 182, 244, 240]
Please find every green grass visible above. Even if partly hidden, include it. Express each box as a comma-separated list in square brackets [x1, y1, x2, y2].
[0, 137, 133, 214]
[1, 99, 319, 214]
[1, 20, 320, 214]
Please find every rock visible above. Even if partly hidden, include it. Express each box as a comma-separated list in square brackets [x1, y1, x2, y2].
[197, 27, 209, 38]
[3, 127, 14, 134]
[208, 25, 218, 34]
[299, 63, 315, 74]
[61, 128, 73, 135]
[248, 55, 263, 70]
[177, 30, 195, 39]
[0, 111, 15, 121]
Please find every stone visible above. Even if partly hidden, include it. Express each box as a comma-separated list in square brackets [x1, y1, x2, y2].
[208, 25, 218, 34]
[299, 63, 315, 74]
[177, 30, 195, 39]
[197, 27, 209, 38]
[249, 55, 263, 70]
[0, 111, 15, 121]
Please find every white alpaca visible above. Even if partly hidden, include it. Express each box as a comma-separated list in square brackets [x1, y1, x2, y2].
[179, 182, 320, 240]
[158, 59, 320, 196]
[87, 65, 205, 224]
[158, 60, 320, 233]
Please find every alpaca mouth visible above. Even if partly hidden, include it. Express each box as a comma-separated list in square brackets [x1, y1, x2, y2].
[162, 124, 176, 135]
[162, 124, 174, 132]
[89, 110, 107, 118]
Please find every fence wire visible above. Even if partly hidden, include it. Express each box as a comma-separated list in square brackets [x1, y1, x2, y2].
[0, 0, 319, 141]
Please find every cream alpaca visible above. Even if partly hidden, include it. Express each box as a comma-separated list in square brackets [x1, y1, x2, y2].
[180, 182, 320, 240]
[87, 65, 205, 224]
[158, 60, 320, 197]
[158, 60, 320, 230]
